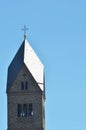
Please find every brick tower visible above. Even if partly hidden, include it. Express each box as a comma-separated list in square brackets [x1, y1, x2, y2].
[6, 36, 45, 130]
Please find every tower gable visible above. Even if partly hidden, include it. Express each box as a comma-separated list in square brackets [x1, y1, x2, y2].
[8, 64, 42, 93]
[7, 37, 46, 130]
[7, 39, 44, 92]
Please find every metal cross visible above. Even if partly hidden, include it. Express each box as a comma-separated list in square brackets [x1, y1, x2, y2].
[22, 25, 28, 39]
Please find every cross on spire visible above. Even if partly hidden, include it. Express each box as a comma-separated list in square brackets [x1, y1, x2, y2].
[22, 25, 28, 40]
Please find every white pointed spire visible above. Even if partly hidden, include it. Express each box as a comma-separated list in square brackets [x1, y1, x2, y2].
[24, 39, 44, 91]
[7, 39, 44, 91]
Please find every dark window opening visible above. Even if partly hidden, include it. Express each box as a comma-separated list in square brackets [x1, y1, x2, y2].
[17, 104, 22, 117]
[21, 82, 24, 90]
[17, 103, 33, 117]
[25, 81, 28, 90]
[21, 81, 28, 90]
[29, 103, 33, 116]
[23, 104, 27, 116]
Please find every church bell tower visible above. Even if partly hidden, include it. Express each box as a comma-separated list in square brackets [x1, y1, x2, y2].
[6, 35, 45, 130]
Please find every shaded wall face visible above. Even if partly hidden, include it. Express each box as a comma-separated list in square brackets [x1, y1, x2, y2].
[7, 65, 45, 130]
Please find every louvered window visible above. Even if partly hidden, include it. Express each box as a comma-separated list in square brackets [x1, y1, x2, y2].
[17, 103, 33, 117]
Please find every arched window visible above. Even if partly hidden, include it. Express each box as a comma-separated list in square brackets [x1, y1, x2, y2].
[21, 82, 24, 90]
[21, 81, 28, 90]
[29, 103, 33, 116]
[17, 104, 22, 117]
[23, 104, 27, 116]
[25, 81, 28, 90]
[17, 103, 33, 117]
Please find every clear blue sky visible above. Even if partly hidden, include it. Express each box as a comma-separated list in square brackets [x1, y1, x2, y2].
[0, 0, 86, 130]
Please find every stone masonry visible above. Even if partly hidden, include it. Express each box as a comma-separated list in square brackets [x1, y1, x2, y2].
[7, 64, 45, 130]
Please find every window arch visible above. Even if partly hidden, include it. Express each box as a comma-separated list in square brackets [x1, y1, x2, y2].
[17, 104, 22, 117]
[21, 81, 28, 90]
[17, 103, 33, 117]
[23, 104, 27, 116]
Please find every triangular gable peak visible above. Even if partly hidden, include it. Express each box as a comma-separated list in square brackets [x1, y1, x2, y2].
[8, 64, 43, 93]
[7, 39, 44, 92]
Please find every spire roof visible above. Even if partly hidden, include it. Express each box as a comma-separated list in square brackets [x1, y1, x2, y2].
[7, 39, 44, 91]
